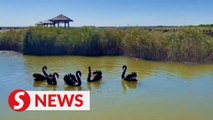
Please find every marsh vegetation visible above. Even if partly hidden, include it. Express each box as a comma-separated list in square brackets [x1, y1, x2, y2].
[0, 27, 212, 63]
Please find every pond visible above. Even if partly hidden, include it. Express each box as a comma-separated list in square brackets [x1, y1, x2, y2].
[0, 53, 213, 120]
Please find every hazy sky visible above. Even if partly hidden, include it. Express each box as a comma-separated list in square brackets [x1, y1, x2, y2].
[0, 0, 213, 26]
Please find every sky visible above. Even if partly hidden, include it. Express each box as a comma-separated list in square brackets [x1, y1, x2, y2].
[0, 0, 213, 26]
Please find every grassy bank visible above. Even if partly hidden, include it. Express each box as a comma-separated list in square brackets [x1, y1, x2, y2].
[0, 30, 24, 52]
[23, 27, 123, 56]
[0, 27, 213, 63]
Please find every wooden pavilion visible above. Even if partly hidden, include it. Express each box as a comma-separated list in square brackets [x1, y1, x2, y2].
[49, 14, 73, 28]
[42, 20, 54, 27]
[36, 14, 73, 28]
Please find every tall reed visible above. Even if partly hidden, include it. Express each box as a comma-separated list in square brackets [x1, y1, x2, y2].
[0, 27, 212, 63]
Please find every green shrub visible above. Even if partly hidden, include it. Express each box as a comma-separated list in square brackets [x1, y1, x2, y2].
[123, 29, 167, 60]
[100, 29, 124, 56]
[0, 30, 24, 52]
[166, 29, 213, 62]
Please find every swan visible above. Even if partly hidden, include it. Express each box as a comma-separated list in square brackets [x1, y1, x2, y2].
[33, 66, 49, 81]
[64, 71, 82, 86]
[46, 72, 59, 85]
[87, 67, 102, 82]
[121, 65, 137, 81]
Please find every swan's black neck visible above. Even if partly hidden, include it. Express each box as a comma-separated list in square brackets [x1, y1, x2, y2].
[87, 67, 91, 82]
[53, 73, 59, 85]
[42, 66, 48, 77]
[76, 71, 82, 86]
[122, 66, 127, 79]
[53, 73, 59, 79]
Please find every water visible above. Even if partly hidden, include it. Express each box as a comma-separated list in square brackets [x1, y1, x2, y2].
[0, 53, 213, 120]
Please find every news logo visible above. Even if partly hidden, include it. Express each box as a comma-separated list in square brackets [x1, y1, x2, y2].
[8, 89, 90, 112]
[8, 89, 31, 112]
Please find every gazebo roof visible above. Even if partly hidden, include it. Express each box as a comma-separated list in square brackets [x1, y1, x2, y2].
[43, 20, 53, 24]
[49, 14, 73, 22]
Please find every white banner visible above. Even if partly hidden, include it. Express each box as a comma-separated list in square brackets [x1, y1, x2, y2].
[28, 91, 90, 111]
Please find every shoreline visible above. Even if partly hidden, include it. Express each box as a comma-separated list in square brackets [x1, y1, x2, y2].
[1, 50, 212, 65]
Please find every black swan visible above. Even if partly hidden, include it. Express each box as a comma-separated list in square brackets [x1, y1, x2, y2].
[64, 71, 82, 87]
[46, 72, 59, 85]
[33, 66, 49, 81]
[87, 66, 102, 82]
[121, 65, 138, 81]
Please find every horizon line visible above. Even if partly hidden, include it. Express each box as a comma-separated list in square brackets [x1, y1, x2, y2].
[0, 24, 213, 28]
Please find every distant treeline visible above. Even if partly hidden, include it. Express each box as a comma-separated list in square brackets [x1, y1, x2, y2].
[0, 27, 213, 63]
[198, 24, 213, 27]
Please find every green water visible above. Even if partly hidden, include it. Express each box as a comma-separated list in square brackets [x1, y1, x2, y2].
[0, 53, 213, 120]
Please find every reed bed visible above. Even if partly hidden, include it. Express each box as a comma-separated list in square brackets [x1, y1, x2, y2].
[0, 27, 212, 63]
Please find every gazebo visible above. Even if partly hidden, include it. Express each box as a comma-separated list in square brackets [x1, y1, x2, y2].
[49, 14, 74, 28]
[35, 20, 53, 27]
[42, 20, 54, 27]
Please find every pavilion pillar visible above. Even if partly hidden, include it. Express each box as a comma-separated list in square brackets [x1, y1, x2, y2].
[68, 22, 70, 28]
[64, 22, 66, 28]
[57, 22, 59, 27]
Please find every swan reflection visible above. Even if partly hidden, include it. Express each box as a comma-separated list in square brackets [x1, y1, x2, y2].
[121, 80, 138, 94]
[33, 81, 46, 87]
[64, 86, 82, 91]
[87, 81, 102, 91]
